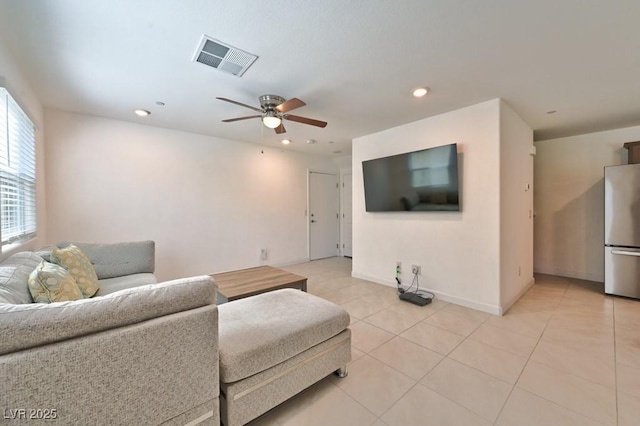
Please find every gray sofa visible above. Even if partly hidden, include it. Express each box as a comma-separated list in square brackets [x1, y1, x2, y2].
[0, 242, 220, 425]
[0, 241, 351, 426]
[46, 240, 159, 295]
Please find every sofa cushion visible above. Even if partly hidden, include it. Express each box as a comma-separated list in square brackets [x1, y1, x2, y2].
[0, 252, 43, 304]
[96, 273, 158, 296]
[0, 275, 217, 356]
[28, 260, 84, 303]
[35, 247, 54, 263]
[58, 241, 155, 279]
[218, 289, 350, 383]
[51, 244, 100, 298]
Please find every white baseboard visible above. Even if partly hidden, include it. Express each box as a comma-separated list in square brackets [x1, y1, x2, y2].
[352, 271, 396, 287]
[272, 257, 311, 268]
[352, 271, 502, 316]
[533, 267, 603, 283]
[499, 277, 535, 316]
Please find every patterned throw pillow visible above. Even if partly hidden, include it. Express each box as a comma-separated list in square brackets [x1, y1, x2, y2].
[28, 260, 84, 303]
[52, 244, 100, 298]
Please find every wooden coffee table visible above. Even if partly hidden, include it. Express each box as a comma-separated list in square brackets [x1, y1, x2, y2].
[212, 265, 307, 302]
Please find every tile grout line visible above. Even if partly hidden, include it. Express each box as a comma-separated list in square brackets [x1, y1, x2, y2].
[375, 381, 424, 424]
[285, 261, 620, 425]
[491, 285, 558, 425]
[415, 309, 484, 338]
[404, 309, 508, 423]
[330, 376, 381, 424]
[339, 353, 416, 423]
[353, 296, 471, 423]
[492, 283, 616, 425]
[466, 324, 538, 358]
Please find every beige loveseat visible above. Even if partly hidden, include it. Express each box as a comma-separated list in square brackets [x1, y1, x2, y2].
[0, 244, 220, 425]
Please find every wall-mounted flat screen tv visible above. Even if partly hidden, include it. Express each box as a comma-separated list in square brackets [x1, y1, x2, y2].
[362, 143, 460, 212]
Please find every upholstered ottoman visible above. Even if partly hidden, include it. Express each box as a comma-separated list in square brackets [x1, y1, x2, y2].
[217, 289, 351, 426]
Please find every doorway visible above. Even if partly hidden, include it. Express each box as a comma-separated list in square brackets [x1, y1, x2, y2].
[309, 170, 339, 260]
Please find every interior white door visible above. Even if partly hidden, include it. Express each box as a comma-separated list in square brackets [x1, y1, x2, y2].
[341, 173, 353, 257]
[309, 171, 339, 260]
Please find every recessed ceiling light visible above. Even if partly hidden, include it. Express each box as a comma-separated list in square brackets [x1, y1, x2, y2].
[135, 109, 150, 117]
[412, 87, 429, 97]
[546, 110, 557, 114]
[281, 139, 291, 145]
[155, 101, 165, 106]
[306, 139, 316, 144]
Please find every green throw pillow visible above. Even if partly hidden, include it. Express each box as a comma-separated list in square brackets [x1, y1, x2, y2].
[52, 244, 100, 298]
[28, 260, 84, 303]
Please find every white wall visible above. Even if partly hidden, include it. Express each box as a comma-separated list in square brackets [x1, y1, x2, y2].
[334, 155, 353, 256]
[534, 125, 640, 282]
[44, 110, 339, 281]
[353, 100, 504, 313]
[352, 99, 533, 314]
[499, 101, 535, 310]
[0, 36, 47, 256]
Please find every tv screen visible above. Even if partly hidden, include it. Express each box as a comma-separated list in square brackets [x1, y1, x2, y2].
[362, 143, 460, 212]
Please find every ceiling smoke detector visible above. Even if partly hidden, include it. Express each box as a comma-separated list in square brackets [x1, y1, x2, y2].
[193, 35, 258, 77]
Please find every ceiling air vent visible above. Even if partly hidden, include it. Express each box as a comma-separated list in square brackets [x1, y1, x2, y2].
[193, 35, 257, 77]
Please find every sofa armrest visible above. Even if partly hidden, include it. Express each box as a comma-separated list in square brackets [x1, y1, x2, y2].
[0, 275, 216, 356]
[1, 304, 219, 425]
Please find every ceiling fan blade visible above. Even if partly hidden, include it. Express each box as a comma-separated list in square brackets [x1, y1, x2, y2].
[274, 122, 286, 134]
[284, 114, 328, 128]
[222, 115, 262, 122]
[216, 97, 263, 112]
[275, 98, 306, 113]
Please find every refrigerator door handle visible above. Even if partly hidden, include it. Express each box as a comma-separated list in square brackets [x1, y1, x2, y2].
[611, 249, 640, 257]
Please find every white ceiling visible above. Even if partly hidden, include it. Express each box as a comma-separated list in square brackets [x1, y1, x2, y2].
[1, 0, 639, 157]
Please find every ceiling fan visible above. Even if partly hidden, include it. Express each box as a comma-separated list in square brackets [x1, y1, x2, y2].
[216, 95, 327, 134]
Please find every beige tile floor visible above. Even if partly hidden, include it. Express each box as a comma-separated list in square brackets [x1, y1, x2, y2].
[246, 257, 640, 425]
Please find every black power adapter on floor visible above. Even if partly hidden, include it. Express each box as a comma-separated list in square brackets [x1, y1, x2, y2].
[399, 292, 432, 306]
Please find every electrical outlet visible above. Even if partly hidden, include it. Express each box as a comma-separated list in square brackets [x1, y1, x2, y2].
[396, 261, 402, 271]
[260, 248, 268, 260]
[411, 265, 421, 275]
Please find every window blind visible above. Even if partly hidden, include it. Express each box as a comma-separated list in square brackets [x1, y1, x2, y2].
[0, 88, 36, 245]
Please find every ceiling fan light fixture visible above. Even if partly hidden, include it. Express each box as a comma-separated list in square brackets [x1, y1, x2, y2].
[262, 111, 282, 129]
[217, 95, 327, 132]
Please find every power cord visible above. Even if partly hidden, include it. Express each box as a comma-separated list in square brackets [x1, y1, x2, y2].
[397, 269, 434, 300]
[413, 273, 434, 300]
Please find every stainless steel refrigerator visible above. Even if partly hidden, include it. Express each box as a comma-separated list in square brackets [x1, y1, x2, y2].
[605, 163, 640, 298]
